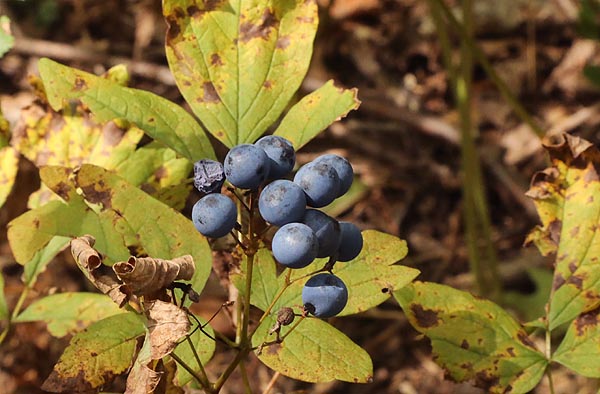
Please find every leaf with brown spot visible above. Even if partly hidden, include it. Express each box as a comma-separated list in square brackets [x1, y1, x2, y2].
[114, 255, 194, 297]
[274, 80, 360, 150]
[73, 164, 212, 294]
[252, 315, 372, 383]
[41, 312, 145, 393]
[525, 133, 600, 330]
[11, 99, 145, 209]
[38, 58, 215, 161]
[554, 307, 600, 377]
[163, 0, 318, 146]
[395, 282, 548, 394]
[14, 292, 127, 337]
[145, 300, 190, 360]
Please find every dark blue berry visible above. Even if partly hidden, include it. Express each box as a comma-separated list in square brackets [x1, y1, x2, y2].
[301, 209, 341, 258]
[272, 223, 318, 269]
[302, 273, 348, 318]
[293, 161, 340, 208]
[337, 222, 363, 262]
[255, 135, 295, 179]
[224, 144, 270, 189]
[313, 154, 353, 196]
[258, 180, 306, 226]
[192, 194, 237, 238]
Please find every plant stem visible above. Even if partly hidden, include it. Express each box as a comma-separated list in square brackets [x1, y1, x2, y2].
[431, 0, 545, 138]
[428, 0, 501, 301]
[0, 286, 30, 346]
[186, 335, 211, 388]
[239, 358, 253, 394]
[171, 352, 210, 391]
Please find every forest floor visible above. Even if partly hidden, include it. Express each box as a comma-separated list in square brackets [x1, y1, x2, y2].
[1, 0, 600, 393]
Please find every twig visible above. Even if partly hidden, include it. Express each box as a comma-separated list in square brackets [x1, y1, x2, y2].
[12, 37, 175, 86]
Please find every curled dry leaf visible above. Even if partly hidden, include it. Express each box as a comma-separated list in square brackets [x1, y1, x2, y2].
[70, 235, 130, 307]
[70, 235, 101, 269]
[146, 300, 190, 360]
[113, 255, 195, 296]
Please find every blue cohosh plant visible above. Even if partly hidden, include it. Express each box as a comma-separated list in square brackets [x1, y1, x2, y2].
[1, 2, 599, 394]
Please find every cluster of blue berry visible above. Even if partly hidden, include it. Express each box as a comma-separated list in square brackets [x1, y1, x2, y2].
[191, 136, 363, 318]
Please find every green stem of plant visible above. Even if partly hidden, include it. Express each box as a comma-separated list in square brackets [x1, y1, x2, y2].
[186, 335, 211, 388]
[429, 0, 501, 301]
[213, 348, 249, 393]
[0, 286, 31, 346]
[239, 358, 253, 394]
[431, 0, 545, 138]
[171, 352, 211, 392]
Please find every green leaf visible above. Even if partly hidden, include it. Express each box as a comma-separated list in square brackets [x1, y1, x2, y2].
[173, 319, 215, 386]
[274, 80, 360, 150]
[8, 199, 131, 266]
[38, 58, 215, 161]
[8, 164, 212, 293]
[72, 164, 212, 291]
[112, 141, 192, 210]
[0, 16, 14, 58]
[577, 0, 600, 39]
[395, 282, 548, 394]
[253, 315, 372, 383]
[0, 146, 18, 209]
[321, 179, 367, 218]
[525, 134, 600, 330]
[14, 292, 127, 337]
[21, 236, 70, 286]
[554, 307, 600, 377]
[41, 312, 146, 392]
[0, 273, 8, 322]
[163, 0, 318, 146]
[274, 231, 416, 316]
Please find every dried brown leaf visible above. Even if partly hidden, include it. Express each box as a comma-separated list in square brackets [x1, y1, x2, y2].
[125, 333, 161, 394]
[145, 300, 190, 360]
[70, 235, 130, 307]
[70, 235, 101, 269]
[113, 255, 195, 296]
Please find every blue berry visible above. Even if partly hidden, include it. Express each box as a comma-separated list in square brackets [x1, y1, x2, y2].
[193, 159, 225, 194]
[293, 161, 340, 208]
[272, 223, 318, 269]
[337, 222, 363, 262]
[255, 135, 295, 179]
[258, 180, 306, 226]
[302, 273, 348, 318]
[192, 194, 237, 238]
[301, 209, 341, 258]
[313, 154, 353, 196]
[224, 144, 270, 189]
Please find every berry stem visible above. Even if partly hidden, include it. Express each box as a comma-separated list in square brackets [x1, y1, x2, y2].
[186, 334, 211, 387]
[171, 352, 210, 390]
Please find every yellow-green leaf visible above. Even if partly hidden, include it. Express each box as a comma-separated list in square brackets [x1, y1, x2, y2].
[0, 15, 14, 58]
[253, 315, 372, 383]
[0, 146, 18, 209]
[395, 282, 548, 394]
[14, 292, 127, 337]
[554, 307, 600, 377]
[163, 0, 318, 146]
[38, 58, 215, 161]
[525, 134, 600, 330]
[274, 80, 360, 150]
[41, 312, 145, 392]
